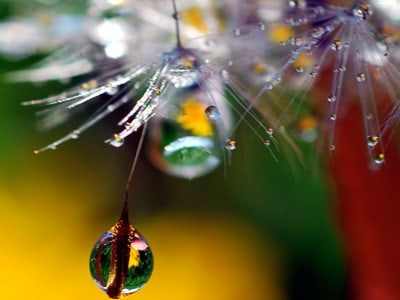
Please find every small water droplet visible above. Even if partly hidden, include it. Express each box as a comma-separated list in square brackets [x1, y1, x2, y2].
[367, 135, 379, 147]
[258, 22, 265, 31]
[71, 130, 80, 139]
[356, 72, 366, 82]
[264, 140, 271, 147]
[288, 0, 306, 9]
[205, 106, 220, 120]
[296, 67, 304, 73]
[110, 134, 125, 147]
[327, 95, 336, 102]
[331, 40, 343, 51]
[374, 153, 385, 164]
[264, 82, 273, 91]
[329, 144, 336, 151]
[330, 114, 337, 121]
[289, 36, 303, 46]
[266, 128, 274, 136]
[311, 27, 324, 38]
[225, 139, 236, 151]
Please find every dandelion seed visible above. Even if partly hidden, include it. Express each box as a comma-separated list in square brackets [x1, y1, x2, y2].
[90, 123, 152, 299]
[231, 0, 400, 164]
[22, 0, 276, 178]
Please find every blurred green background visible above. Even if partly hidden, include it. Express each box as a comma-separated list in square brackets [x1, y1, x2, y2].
[0, 1, 346, 299]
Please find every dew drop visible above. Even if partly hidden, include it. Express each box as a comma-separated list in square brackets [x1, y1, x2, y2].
[264, 139, 271, 147]
[356, 72, 366, 82]
[296, 67, 304, 73]
[311, 26, 324, 38]
[331, 40, 343, 51]
[258, 22, 265, 31]
[327, 94, 336, 102]
[89, 226, 153, 299]
[329, 144, 336, 151]
[289, 36, 303, 46]
[288, 0, 306, 9]
[367, 135, 379, 147]
[225, 139, 236, 151]
[110, 134, 125, 147]
[205, 106, 220, 120]
[330, 114, 337, 121]
[374, 153, 385, 164]
[71, 130, 80, 139]
[266, 127, 274, 136]
[264, 82, 273, 91]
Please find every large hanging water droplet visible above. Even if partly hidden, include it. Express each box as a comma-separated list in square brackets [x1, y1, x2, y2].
[148, 119, 222, 179]
[147, 77, 232, 179]
[89, 225, 153, 299]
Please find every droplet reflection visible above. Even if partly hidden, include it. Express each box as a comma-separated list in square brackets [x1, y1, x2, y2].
[89, 226, 153, 299]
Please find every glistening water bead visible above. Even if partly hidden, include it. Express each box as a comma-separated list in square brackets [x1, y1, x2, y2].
[89, 223, 153, 299]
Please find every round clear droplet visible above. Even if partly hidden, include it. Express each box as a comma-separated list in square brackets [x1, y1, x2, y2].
[356, 72, 366, 82]
[225, 139, 236, 151]
[89, 228, 153, 298]
[367, 135, 379, 147]
[205, 106, 220, 120]
[109, 136, 125, 147]
[374, 153, 385, 164]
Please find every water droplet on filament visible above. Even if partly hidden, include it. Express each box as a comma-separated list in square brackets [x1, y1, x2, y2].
[89, 225, 153, 299]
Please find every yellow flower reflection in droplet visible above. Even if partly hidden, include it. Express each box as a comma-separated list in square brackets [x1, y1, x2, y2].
[176, 98, 214, 137]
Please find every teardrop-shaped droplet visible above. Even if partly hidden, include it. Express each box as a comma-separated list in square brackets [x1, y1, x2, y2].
[147, 81, 232, 179]
[89, 225, 153, 299]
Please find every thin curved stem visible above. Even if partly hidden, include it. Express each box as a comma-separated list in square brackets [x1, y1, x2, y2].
[172, 0, 182, 48]
[121, 122, 148, 219]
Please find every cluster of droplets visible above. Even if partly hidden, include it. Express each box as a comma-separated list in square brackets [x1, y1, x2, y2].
[225, 0, 400, 166]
